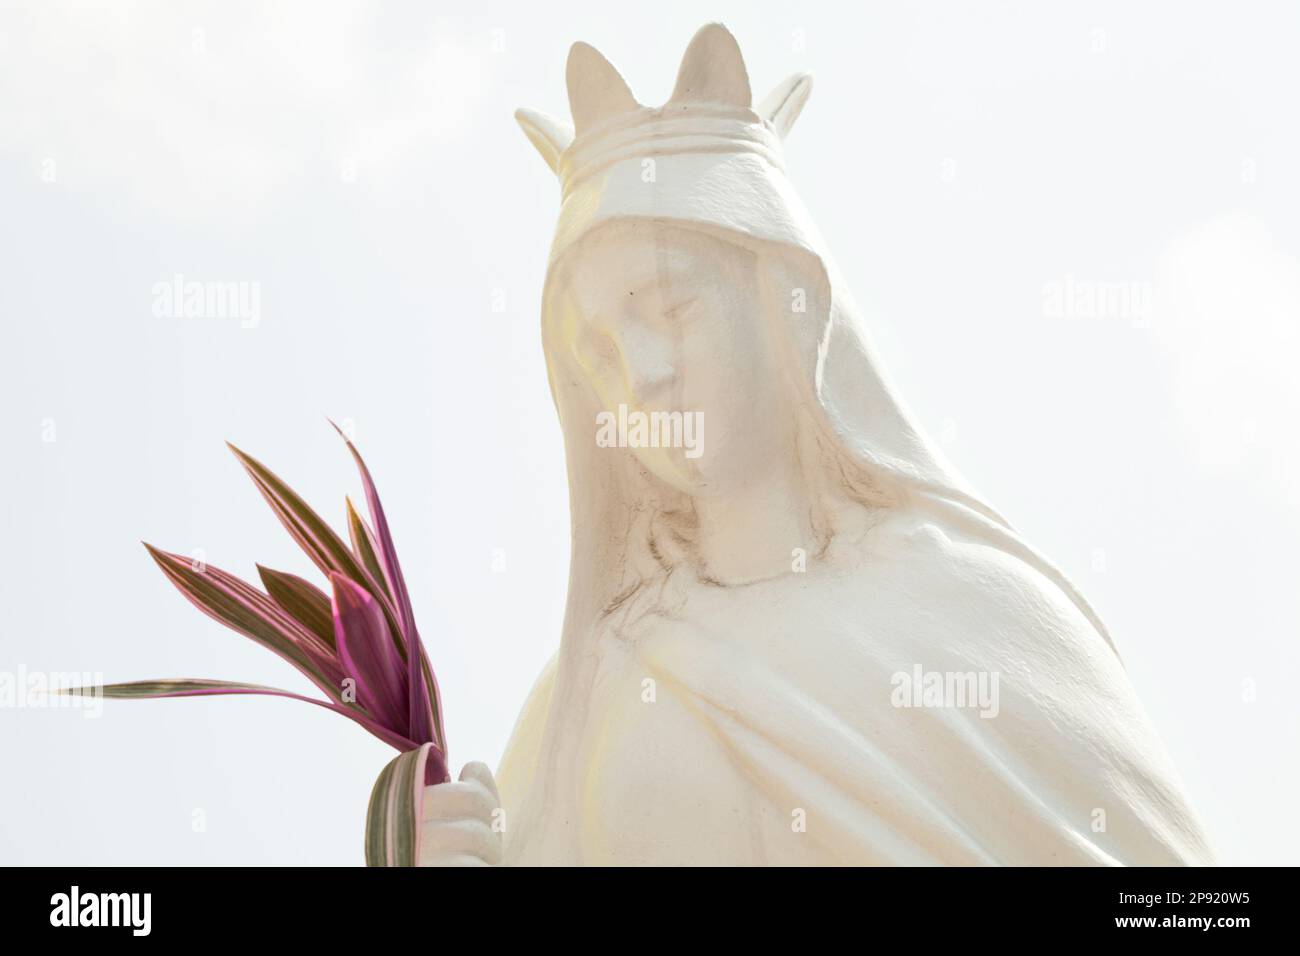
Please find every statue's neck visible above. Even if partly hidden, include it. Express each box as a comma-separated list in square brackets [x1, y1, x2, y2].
[689, 450, 835, 586]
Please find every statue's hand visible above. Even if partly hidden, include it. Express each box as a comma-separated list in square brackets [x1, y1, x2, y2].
[417, 761, 504, 866]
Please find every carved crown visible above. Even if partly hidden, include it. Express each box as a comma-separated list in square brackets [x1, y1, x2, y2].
[516, 23, 813, 194]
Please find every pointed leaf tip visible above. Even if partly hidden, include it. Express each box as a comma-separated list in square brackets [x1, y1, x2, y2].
[259, 564, 336, 650]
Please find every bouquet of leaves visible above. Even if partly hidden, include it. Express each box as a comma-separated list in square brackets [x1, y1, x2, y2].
[72, 424, 446, 866]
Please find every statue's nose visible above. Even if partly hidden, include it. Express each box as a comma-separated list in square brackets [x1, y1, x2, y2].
[620, 339, 677, 402]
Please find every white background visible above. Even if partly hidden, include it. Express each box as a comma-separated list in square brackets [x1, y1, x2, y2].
[1, 1, 1296, 865]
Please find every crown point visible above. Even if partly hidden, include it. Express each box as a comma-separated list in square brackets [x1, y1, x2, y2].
[670, 22, 751, 109]
[515, 107, 574, 173]
[566, 40, 639, 134]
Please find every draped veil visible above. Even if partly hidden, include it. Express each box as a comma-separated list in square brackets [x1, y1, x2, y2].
[497, 24, 1214, 865]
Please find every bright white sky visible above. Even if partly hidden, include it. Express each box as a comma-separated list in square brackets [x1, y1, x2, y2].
[2, 0, 1297, 864]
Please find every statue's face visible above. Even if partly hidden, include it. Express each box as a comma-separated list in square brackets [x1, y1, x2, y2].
[563, 225, 789, 497]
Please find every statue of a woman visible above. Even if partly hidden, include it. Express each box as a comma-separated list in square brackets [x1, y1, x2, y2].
[418, 24, 1215, 866]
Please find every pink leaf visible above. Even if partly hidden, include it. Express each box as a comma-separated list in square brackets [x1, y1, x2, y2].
[331, 572, 409, 736]
[330, 422, 441, 750]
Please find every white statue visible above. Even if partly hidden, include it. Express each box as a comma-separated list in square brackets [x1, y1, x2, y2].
[419, 24, 1215, 866]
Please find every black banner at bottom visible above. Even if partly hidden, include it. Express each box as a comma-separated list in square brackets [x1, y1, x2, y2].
[0, 865, 1282, 941]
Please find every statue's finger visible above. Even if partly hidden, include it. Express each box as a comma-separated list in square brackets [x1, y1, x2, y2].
[418, 819, 503, 865]
[420, 781, 497, 824]
[459, 760, 501, 801]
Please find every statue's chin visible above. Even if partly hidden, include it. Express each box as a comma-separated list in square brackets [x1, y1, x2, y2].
[642, 458, 774, 503]
[630, 448, 701, 496]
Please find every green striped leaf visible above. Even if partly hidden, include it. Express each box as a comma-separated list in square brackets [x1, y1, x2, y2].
[345, 497, 389, 600]
[144, 545, 342, 695]
[257, 565, 336, 650]
[227, 441, 404, 642]
[364, 742, 447, 866]
[227, 441, 367, 583]
[60, 679, 422, 752]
